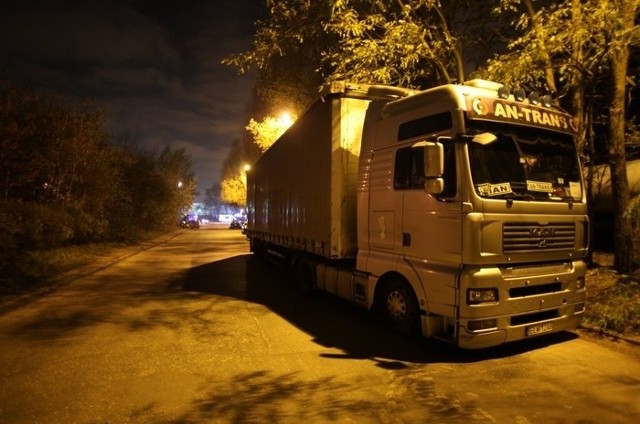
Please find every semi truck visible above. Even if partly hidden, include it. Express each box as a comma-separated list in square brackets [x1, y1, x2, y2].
[245, 80, 588, 349]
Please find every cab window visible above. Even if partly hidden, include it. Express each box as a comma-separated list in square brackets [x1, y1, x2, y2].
[394, 143, 456, 197]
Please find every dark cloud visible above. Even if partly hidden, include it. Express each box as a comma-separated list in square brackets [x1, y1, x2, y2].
[0, 0, 263, 200]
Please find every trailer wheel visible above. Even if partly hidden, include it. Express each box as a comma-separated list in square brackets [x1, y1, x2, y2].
[293, 255, 316, 294]
[380, 277, 420, 337]
[252, 239, 267, 262]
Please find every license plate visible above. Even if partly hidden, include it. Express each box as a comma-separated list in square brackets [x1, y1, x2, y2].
[526, 322, 554, 336]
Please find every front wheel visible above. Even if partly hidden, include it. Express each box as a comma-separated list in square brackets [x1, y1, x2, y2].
[380, 277, 421, 337]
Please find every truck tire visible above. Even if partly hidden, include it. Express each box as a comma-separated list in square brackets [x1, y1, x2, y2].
[293, 255, 316, 294]
[252, 239, 267, 262]
[380, 277, 420, 337]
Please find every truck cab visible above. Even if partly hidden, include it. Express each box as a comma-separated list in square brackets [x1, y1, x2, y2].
[357, 80, 587, 348]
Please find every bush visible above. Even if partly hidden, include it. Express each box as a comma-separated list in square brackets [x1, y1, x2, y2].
[0, 200, 88, 251]
[585, 264, 640, 335]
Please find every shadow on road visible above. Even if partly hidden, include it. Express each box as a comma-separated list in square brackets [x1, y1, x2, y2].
[1, 239, 585, 424]
[182, 255, 578, 366]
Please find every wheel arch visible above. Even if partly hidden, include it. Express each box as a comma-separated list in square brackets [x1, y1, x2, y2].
[372, 269, 427, 314]
[372, 270, 422, 336]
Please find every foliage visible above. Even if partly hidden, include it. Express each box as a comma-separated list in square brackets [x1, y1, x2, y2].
[245, 114, 295, 153]
[218, 113, 298, 207]
[323, 0, 467, 86]
[203, 185, 222, 211]
[481, 0, 640, 272]
[0, 81, 108, 204]
[218, 137, 259, 207]
[220, 174, 248, 207]
[0, 76, 197, 277]
[586, 257, 640, 335]
[223, 0, 330, 114]
[0, 243, 116, 295]
[226, 1, 503, 90]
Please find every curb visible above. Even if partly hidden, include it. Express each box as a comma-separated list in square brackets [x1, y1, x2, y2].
[0, 231, 185, 315]
[578, 323, 640, 348]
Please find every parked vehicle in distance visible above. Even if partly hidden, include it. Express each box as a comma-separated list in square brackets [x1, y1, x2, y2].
[179, 215, 200, 229]
[229, 219, 245, 229]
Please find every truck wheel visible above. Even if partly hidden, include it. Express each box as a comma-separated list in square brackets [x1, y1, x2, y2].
[293, 256, 316, 294]
[380, 277, 420, 337]
[253, 240, 266, 262]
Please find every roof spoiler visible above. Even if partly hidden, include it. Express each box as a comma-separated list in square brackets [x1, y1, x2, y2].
[320, 81, 417, 101]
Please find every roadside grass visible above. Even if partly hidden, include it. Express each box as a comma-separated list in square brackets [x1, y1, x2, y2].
[1, 243, 121, 296]
[0, 229, 166, 297]
[585, 253, 640, 338]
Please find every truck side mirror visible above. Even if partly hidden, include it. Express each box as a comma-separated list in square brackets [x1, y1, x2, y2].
[424, 141, 444, 177]
[424, 178, 444, 194]
[413, 140, 444, 194]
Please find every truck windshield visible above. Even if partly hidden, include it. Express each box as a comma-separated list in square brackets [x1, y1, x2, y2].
[467, 122, 582, 202]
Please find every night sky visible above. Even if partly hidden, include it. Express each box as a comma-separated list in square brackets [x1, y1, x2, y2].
[0, 0, 264, 201]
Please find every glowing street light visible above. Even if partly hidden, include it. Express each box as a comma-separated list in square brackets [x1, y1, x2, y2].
[278, 112, 293, 128]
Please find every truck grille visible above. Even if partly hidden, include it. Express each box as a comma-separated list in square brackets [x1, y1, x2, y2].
[503, 222, 575, 253]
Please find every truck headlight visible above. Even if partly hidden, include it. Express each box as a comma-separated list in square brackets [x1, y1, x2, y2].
[468, 288, 498, 304]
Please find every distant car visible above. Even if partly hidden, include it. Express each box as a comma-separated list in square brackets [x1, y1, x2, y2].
[229, 219, 244, 229]
[241, 221, 247, 235]
[180, 216, 200, 229]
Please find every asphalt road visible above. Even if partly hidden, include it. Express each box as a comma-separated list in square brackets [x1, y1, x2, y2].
[0, 225, 639, 423]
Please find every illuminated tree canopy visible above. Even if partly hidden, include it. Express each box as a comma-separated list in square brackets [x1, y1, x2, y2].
[245, 113, 295, 153]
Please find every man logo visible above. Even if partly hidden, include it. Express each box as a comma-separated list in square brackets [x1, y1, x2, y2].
[530, 227, 555, 248]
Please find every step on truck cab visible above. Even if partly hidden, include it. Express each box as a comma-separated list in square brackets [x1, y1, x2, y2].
[246, 80, 587, 349]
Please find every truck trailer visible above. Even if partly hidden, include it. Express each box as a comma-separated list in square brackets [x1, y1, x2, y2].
[245, 80, 588, 349]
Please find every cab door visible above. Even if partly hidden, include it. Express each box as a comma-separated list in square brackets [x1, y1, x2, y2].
[396, 143, 462, 317]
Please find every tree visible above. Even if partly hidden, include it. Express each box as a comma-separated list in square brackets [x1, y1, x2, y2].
[226, 0, 493, 92]
[156, 146, 197, 221]
[323, 0, 467, 86]
[483, 0, 640, 272]
[219, 138, 258, 206]
[245, 113, 295, 153]
[220, 174, 247, 207]
[218, 111, 297, 207]
[605, 0, 639, 271]
[223, 0, 331, 113]
[0, 74, 199, 248]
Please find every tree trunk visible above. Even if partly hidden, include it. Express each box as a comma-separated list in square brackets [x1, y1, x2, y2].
[524, 0, 557, 94]
[570, 0, 595, 265]
[607, 0, 635, 272]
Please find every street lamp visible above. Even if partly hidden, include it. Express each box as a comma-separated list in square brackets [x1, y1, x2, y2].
[278, 112, 293, 128]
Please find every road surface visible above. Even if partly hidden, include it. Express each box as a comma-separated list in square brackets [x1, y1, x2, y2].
[0, 225, 639, 423]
